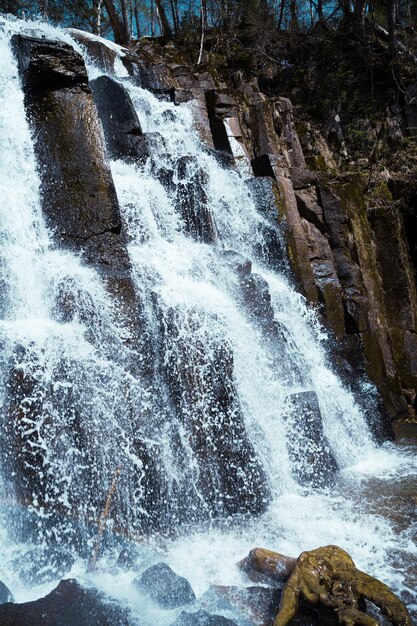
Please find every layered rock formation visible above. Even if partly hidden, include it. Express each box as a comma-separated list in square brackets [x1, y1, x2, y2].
[102, 35, 417, 432]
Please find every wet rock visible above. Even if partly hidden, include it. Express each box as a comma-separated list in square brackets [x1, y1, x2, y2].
[132, 62, 178, 93]
[12, 35, 145, 376]
[203, 146, 234, 168]
[175, 156, 217, 243]
[284, 391, 338, 488]
[239, 548, 296, 584]
[0, 581, 14, 605]
[68, 29, 118, 74]
[117, 545, 141, 571]
[393, 420, 417, 442]
[201, 584, 282, 626]
[172, 608, 238, 626]
[240, 273, 275, 323]
[205, 91, 233, 154]
[16, 547, 75, 585]
[245, 176, 288, 270]
[299, 215, 345, 338]
[90, 75, 144, 160]
[134, 562, 195, 609]
[201, 584, 324, 626]
[158, 306, 270, 518]
[246, 177, 279, 222]
[251, 154, 277, 178]
[222, 250, 252, 276]
[0, 579, 136, 626]
[12, 35, 121, 244]
[173, 88, 193, 104]
[151, 154, 217, 243]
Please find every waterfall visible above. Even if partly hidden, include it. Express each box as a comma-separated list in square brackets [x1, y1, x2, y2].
[0, 15, 415, 622]
[110, 80, 376, 497]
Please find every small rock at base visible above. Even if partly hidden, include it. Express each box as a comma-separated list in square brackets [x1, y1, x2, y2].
[134, 562, 196, 609]
[172, 608, 238, 626]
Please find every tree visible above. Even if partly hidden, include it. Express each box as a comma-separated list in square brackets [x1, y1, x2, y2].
[155, 0, 173, 37]
[103, 0, 131, 43]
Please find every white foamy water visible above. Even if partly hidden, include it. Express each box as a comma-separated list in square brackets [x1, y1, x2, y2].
[0, 14, 415, 624]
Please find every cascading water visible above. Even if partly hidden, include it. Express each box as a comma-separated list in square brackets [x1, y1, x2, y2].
[0, 14, 416, 624]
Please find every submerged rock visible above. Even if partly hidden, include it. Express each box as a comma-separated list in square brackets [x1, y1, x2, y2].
[0, 579, 136, 625]
[172, 608, 238, 626]
[134, 562, 196, 609]
[201, 585, 282, 626]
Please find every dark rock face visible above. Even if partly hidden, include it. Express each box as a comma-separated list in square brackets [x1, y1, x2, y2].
[0, 579, 136, 626]
[175, 156, 217, 243]
[135, 562, 196, 609]
[285, 391, 338, 488]
[0, 582, 14, 605]
[150, 153, 218, 243]
[158, 305, 270, 518]
[245, 177, 288, 271]
[12, 36, 120, 244]
[10, 35, 148, 346]
[11, 37, 145, 363]
[90, 75, 144, 160]
[117, 545, 141, 571]
[205, 90, 234, 154]
[14, 547, 74, 585]
[172, 608, 238, 626]
[68, 29, 118, 74]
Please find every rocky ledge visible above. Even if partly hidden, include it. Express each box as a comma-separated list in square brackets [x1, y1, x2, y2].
[0, 545, 410, 625]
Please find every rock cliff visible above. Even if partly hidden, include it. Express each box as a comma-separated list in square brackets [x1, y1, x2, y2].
[13, 29, 417, 440]
[90, 33, 417, 434]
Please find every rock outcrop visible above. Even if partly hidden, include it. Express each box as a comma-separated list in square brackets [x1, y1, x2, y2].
[120, 36, 417, 431]
[12, 35, 145, 364]
[0, 579, 136, 626]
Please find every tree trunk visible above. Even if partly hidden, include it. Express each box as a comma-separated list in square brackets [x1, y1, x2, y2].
[169, 0, 179, 34]
[317, 0, 324, 22]
[290, 0, 298, 31]
[197, 0, 206, 65]
[103, 0, 130, 44]
[277, 0, 285, 29]
[155, 0, 173, 38]
[94, 0, 104, 35]
[134, 1, 140, 37]
[120, 0, 130, 42]
[388, 0, 399, 60]
[353, 0, 367, 36]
